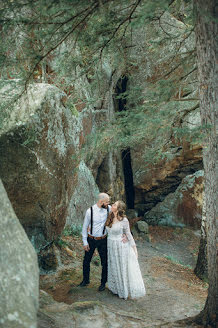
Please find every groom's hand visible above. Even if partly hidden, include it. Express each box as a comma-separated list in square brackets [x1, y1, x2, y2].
[83, 245, 90, 252]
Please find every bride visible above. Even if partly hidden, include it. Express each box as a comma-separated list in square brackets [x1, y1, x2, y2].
[105, 200, 146, 300]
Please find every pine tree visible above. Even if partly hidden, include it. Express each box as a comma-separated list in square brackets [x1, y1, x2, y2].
[193, 0, 217, 325]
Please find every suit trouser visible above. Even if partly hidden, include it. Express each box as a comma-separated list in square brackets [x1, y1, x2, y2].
[83, 236, 107, 285]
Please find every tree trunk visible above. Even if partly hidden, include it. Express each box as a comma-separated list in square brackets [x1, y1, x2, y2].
[194, 193, 208, 280]
[194, 0, 218, 326]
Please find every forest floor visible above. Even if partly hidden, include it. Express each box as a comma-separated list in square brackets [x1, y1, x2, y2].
[38, 226, 208, 328]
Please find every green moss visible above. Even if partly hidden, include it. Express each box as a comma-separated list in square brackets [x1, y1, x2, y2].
[67, 101, 79, 117]
[164, 255, 192, 269]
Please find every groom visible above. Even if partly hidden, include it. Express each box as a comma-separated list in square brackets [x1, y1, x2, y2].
[79, 193, 111, 291]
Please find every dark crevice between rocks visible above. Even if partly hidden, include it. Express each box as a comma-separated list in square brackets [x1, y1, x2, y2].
[135, 161, 203, 216]
[96, 155, 111, 193]
[114, 75, 128, 112]
[114, 76, 135, 209]
[122, 149, 135, 209]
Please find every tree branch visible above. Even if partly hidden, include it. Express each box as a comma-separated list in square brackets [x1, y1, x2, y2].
[99, 0, 142, 58]
[179, 67, 197, 80]
[22, 2, 100, 92]
[162, 50, 195, 79]
[173, 98, 199, 101]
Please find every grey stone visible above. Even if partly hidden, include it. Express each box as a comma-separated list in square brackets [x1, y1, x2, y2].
[144, 234, 151, 242]
[144, 171, 204, 228]
[136, 221, 149, 234]
[0, 179, 39, 328]
[66, 161, 99, 225]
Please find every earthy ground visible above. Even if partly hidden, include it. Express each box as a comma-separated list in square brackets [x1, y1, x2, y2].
[38, 226, 208, 328]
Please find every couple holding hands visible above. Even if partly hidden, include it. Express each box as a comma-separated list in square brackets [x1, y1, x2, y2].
[79, 193, 146, 300]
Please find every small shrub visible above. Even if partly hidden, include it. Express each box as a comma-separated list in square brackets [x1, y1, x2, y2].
[62, 224, 82, 237]
[56, 237, 70, 248]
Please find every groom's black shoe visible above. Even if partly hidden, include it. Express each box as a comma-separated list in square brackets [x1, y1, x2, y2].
[98, 284, 105, 291]
[78, 280, 89, 287]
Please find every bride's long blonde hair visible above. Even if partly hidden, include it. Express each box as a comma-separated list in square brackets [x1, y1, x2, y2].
[105, 200, 126, 228]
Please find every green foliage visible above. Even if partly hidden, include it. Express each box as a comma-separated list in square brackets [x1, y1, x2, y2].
[66, 100, 79, 117]
[55, 237, 70, 248]
[0, 80, 24, 130]
[62, 224, 82, 237]
[80, 70, 202, 167]
[0, 0, 202, 167]
[21, 126, 37, 146]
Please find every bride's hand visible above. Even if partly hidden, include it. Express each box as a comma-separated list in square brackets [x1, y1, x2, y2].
[121, 233, 128, 243]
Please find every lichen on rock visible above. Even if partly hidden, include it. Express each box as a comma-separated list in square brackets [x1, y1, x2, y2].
[144, 170, 204, 228]
[0, 82, 80, 250]
[0, 179, 39, 328]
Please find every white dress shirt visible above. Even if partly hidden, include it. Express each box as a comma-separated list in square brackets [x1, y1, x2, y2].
[82, 204, 111, 246]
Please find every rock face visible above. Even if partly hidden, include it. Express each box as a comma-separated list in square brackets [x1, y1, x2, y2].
[144, 170, 203, 228]
[81, 74, 126, 202]
[66, 161, 99, 225]
[69, 59, 126, 202]
[133, 143, 203, 213]
[126, 10, 203, 212]
[0, 82, 79, 249]
[0, 180, 39, 328]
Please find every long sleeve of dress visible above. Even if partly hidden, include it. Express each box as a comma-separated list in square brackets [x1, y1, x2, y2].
[122, 217, 136, 247]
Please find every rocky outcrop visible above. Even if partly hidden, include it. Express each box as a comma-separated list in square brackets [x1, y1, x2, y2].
[0, 82, 80, 249]
[131, 220, 151, 242]
[66, 161, 99, 225]
[38, 290, 146, 328]
[0, 180, 39, 328]
[133, 143, 202, 213]
[126, 10, 202, 212]
[136, 221, 149, 234]
[80, 68, 126, 201]
[144, 170, 203, 228]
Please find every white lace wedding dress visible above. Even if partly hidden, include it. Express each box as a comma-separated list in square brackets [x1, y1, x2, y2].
[106, 217, 146, 300]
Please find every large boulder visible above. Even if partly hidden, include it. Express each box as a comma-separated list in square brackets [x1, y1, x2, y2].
[0, 180, 39, 328]
[144, 170, 203, 228]
[0, 82, 79, 249]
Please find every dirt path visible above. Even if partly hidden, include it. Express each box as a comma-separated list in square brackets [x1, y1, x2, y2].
[38, 227, 207, 328]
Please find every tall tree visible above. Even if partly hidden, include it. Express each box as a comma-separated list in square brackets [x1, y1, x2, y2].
[194, 0, 217, 326]
[194, 194, 208, 280]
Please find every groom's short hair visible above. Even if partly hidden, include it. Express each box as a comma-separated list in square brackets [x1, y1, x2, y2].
[98, 193, 110, 201]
